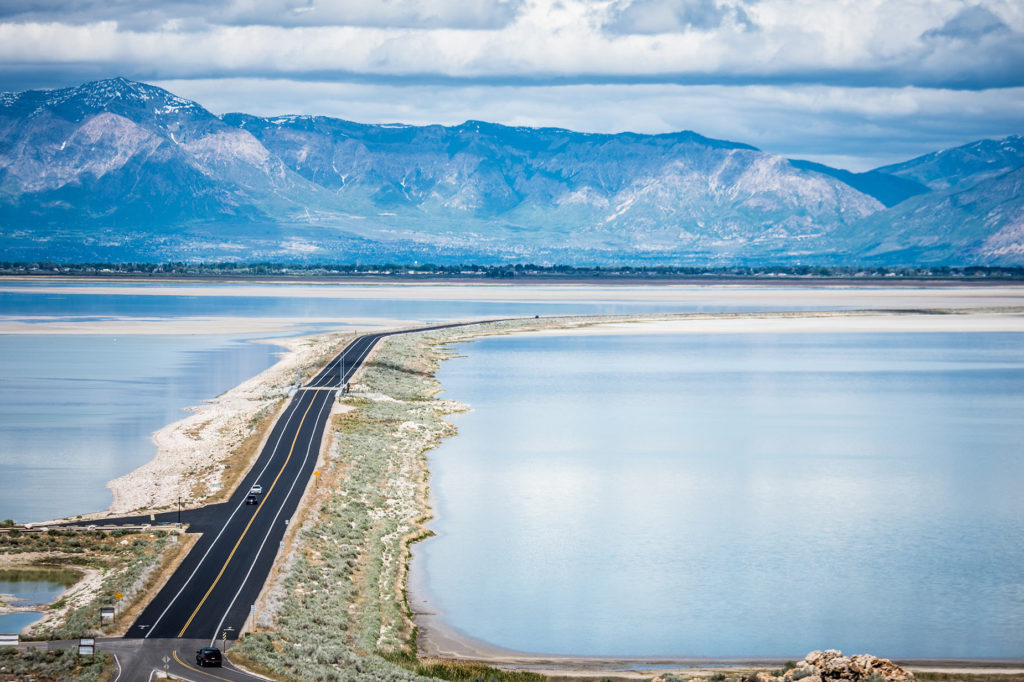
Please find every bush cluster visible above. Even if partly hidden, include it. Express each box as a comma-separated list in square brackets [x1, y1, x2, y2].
[0, 646, 111, 681]
[0, 528, 173, 640]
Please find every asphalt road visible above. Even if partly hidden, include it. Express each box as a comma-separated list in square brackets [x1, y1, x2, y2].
[28, 638, 270, 681]
[119, 322, 498, 643]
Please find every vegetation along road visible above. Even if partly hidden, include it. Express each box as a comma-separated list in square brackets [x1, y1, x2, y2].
[44, 321, 502, 678]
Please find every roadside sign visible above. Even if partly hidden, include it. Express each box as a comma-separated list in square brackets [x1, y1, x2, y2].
[78, 637, 95, 656]
[100, 606, 114, 623]
[0, 634, 19, 647]
[115, 592, 124, 599]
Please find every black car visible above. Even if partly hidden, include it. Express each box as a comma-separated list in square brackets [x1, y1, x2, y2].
[196, 647, 222, 667]
[245, 493, 258, 505]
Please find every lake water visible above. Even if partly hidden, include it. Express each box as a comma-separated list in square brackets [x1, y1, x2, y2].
[0, 568, 78, 634]
[413, 331, 1024, 659]
[0, 612, 42, 633]
[0, 333, 284, 522]
[0, 568, 79, 605]
[0, 281, 835, 523]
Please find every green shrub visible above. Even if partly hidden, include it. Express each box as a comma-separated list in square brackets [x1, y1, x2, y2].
[413, 659, 545, 682]
[0, 646, 111, 681]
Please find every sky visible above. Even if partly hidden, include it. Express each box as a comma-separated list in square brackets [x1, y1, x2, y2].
[0, 0, 1022, 170]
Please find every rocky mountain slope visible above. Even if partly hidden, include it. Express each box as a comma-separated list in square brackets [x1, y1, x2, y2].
[876, 136, 1024, 192]
[0, 78, 1020, 265]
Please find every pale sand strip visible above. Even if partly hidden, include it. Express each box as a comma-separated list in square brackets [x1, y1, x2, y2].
[0, 315, 419, 335]
[2, 281, 1024, 309]
[519, 311, 1024, 336]
[99, 331, 354, 516]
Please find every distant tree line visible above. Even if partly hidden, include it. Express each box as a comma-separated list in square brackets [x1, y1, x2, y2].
[2, 261, 1023, 280]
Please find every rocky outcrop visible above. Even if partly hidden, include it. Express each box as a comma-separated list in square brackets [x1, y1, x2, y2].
[652, 650, 915, 682]
[784, 650, 914, 682]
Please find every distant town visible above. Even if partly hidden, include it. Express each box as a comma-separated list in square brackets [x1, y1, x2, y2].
[3, 261, 1023, 281]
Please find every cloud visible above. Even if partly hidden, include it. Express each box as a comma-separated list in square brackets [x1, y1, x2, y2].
[0, 0, 1021, 90]
[922, 5, 1010, 40]
[605, 0, 755, 34]
[0, 0, 526, 30]
[0, 0, 1020, 172]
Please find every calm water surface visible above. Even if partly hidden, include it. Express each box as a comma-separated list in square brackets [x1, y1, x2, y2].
[0, 612, 42, 632]
[0, 570, 78, 605]
[0, 281, 831, 523]
[413, 332, 1024, 659]
[0, 333, 283, 521]
[0, 570, 76, 633]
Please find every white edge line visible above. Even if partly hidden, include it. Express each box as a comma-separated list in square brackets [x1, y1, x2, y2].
[151, 335, 364, 636]
[209, 389, 335, 645]
[112, 653, 121, 682]
[143, 391, 310, 637]
[210, 337, 376, 641]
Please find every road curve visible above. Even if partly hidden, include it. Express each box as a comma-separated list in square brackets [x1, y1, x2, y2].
[124, 321, 500, 642]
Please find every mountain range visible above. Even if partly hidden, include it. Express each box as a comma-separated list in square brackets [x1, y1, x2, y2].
[1, 77, 1021, 265]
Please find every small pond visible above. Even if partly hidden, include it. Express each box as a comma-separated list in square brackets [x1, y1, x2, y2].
[0, 567, 81, 634]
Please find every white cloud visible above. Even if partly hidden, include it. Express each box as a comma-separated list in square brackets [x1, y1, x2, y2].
[0, 0, 1020, 87]
[0, 0, 1020, 172]
[0, 0, 526, 30]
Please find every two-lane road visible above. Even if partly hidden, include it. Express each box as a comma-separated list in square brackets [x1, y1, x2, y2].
[125, 321, 500, 643]
[126, 332, 382, 641]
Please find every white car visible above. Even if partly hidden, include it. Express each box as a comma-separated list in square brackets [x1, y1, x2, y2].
[249, 484, 263, 494]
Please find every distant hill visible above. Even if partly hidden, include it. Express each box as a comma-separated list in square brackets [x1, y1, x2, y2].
[875, 136, 1024, 192]
[0, 78, 1020, 265]
[786, 160, 929, 207]
[831, 164, 1024, 264]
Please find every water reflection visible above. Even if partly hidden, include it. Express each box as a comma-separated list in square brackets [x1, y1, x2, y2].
[415, 332, 1024, 658]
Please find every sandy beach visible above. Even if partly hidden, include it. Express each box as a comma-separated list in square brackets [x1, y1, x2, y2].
[99, 330, 356, 516]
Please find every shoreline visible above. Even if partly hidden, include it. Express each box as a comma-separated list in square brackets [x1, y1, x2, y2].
[402, 310, 1024, 674]
[416, 604, 1024, 676]
[3, 273, 1024, 288]
[44, 328, 355, 522]
[105, 330, 356, 516]
[21, 304, 1024, 675]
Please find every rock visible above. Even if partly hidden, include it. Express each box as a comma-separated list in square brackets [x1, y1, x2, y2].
[790, 650, 913, 682]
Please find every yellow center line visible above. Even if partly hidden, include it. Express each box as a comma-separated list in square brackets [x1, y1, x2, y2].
[176, 393, 318, 637]
[172, 650, 234, 682]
